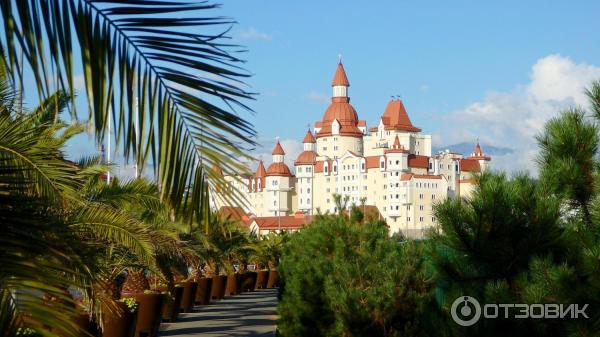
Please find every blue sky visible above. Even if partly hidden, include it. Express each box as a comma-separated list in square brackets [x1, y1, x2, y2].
[31, 1, 599, 175]
[220, 1, 600, 172]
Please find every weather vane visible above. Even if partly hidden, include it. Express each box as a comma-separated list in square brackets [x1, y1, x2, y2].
[338, 53, 342, 63]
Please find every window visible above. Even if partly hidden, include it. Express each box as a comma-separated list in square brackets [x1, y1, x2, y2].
[396, 205, 399, 210]
[429, 162, 433, 169]
[273, 191, 276, 196]
[419, 205, 424, 211]
[396, 194, 399, 199]
[432, 194, 436, 200]
[334, 146, 338, 151]
[407, 205, 411, 210]
[273, 200, 276, 206]
[325, 166, 329, 174]
[307, 188, 311, 193]
[419, 193, 424, 199]
[419, 217, 424, 222]
[323, 147, 327, 151]
[327, 198, 330, 203]
[363, 174, 367, 179]
[307, 167, 312, 173]
[407, 217, 411, 221]
[363, 186, 367, 190]
[380, 161, 385, 168]
[396, 160, 399, 165]
[432, 217, 436, 222]
[326, 188, 330, 192]
[307, 198, 310, 203]
[383, 206, 387, 211]
[297, 167, 302, 173]
[300, 198, 303, 204]
[333, 165, 337, 173]
[361, 163, 365, 170]
[326, 177, 330, 182]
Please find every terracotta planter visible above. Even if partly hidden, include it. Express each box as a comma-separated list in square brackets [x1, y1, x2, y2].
[210, 275, 224, 300]
[132, 293, 163, 337]
[235, 273, 244, 294]
[59, 313, 99, 337]
[266, 270, 280, 288]
[255, 270, 269, 289]
[225, 274, 237, 296]
[195, 277, 212, 305]
[101, 302, 137, 337]
[241, 272, 257, 292]
[178, 281, 198, 313]
[161, 286, 183, 322]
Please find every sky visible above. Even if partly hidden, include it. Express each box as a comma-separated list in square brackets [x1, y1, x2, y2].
[45, 1, 600, 176]
[219, 0, 600, 174]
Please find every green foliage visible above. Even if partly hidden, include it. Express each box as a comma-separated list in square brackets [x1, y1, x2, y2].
[428, 172, 567, 336]
[118, 298, 138, 313]
[278, 215, 431, 337]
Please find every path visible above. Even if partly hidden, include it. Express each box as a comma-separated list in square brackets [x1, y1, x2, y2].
[159, 288, 278, 337]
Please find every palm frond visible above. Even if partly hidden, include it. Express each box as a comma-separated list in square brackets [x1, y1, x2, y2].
[0, 0, 257, 223]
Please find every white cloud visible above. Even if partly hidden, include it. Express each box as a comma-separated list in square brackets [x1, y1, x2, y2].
[73, 74, 85, 91]
[306, 90, 329, 103]
[238, 27, 272, 41]
[251, 138, 303, 173]
[437, 55, 600, 175]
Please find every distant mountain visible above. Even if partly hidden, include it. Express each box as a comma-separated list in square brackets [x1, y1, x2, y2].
[433, 142, 513, 156]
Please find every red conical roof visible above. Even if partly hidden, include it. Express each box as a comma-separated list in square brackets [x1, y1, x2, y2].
[331, 62, 350, 86]
[393, 135, 400, 148]
[272, 141, 285, 155]
[468, 140, 491, 161]
[381, 99, 421, 132]
[474, 141, 483, 156]
[303, 129, 316, 143]
[255, 160, 266, 177]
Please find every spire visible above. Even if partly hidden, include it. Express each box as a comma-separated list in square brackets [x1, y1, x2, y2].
[331, 62, 350, 87]
[255, 160, 266, 177]
[393, 135, 400, 149]
[474, 140, 483, 156]
[272, 141, 285, 155]
[303, 129, 316, 144]
[380, 99, 421, 132]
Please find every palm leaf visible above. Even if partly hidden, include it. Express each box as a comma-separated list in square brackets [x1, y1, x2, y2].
[0, 0, 257, 224]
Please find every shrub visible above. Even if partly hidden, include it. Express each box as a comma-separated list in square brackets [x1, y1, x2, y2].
[278, 215, 431, 337]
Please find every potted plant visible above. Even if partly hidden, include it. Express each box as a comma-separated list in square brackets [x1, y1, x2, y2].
[195, 277, 212, 305]
[225, 273, 238, 296]
[178, 280, 198, 312]
[121, 269, 163, 337]
[241, 270, 257, 292]
[101, 298, 138, 337]
[159, 286, 183, 322]
[266, 261, 280, 288]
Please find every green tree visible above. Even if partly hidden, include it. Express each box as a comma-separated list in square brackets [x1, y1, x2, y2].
[278, 215, 431, 337]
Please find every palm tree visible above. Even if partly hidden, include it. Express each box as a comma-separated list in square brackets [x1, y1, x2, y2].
[0, 65, 199, 335]
[0, 0, 256, 225]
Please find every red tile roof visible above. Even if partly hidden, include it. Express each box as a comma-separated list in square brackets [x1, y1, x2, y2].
[272, 141, 285, 155]
[468, 141, 491, 161]
[408, 154, 429, 168]
[365, 156, 381, 169]
[381, 99, 422, 132]
[218, 206, 247, 222]
[251, 215, 314, 230]
[255, 161, 266, 177]
[314, 160, 333, 174]
[316, 100, 363, 138]
[331, 62, 350, 86]
[294, 151, 317, 165]
[460, 158, 481, 172]
[303, 130, 316, 143]
[266, 162, 292, 177]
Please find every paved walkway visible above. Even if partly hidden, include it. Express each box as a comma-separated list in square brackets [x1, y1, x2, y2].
[159, 288, 278, 337]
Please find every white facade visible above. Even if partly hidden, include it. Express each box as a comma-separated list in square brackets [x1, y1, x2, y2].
[212, 62, 491, 239]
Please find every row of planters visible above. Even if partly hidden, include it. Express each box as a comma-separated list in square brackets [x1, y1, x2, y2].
[97, 269, 279, 337]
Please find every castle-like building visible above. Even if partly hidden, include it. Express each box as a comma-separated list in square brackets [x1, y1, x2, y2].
[214, 62, 491, 238]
